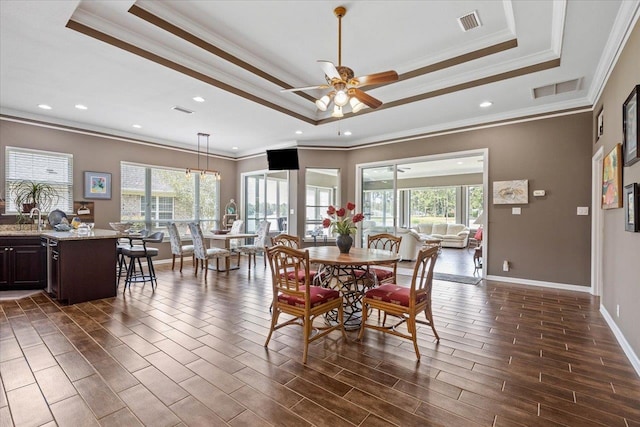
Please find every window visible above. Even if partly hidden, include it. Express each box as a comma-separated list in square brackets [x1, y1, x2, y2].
[244, 171, 289, 233]
[409, 187, 457, 225]
[4, 146, 73, 213]
[305, 168, 339, 237]
[121, 162, 218, 233]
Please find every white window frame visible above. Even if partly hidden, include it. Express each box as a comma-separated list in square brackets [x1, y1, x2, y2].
[4, 146, 73, 214]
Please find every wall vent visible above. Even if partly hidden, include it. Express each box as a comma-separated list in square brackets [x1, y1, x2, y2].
[171, 106, 194, 114]
[457, 11, 481, 32]
[532, 78, 582, 99]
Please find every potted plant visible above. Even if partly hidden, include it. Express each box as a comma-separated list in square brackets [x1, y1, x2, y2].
[10, 180, 59, 219]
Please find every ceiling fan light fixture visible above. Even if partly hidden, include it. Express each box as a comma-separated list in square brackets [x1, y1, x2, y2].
[331, 105, 344, 118]
[334, 89, 349, 107]
[315, 94, 331, 111]
[350, 96, 365, 113]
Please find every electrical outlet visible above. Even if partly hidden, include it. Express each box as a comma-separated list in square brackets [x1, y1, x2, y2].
[617, 304, 620, 317]
[503, 260, 509, 271]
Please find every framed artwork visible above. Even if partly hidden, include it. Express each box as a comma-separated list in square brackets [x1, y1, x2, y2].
[602, 144, 622, 209]
[624, 183, 639, 232]
[493, 180, 528, 204]
[623, 85, 639, 166]
[84, 171, 112, 200]
[596, 106, 604, 142]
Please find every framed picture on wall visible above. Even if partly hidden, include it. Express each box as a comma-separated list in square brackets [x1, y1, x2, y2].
[602, 144, 623, 209]
[622, 85, 639, 166]
[83, 171, 112, 200]
[596, 106, 604, 142]
[624, 183, 639, 232]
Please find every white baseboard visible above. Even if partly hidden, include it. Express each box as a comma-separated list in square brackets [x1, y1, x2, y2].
[485, 275, 591, 293]
[600, 305, 640, 378]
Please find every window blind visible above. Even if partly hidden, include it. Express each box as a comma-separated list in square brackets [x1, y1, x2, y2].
[5, 146, 74, 213]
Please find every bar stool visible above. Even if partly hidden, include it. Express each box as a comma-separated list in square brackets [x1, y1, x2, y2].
[121, 231, 164, 290]
[116, 230, 148, 283]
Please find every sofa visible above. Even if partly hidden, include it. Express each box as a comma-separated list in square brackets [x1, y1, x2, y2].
[412, 223, 469, 248]
[363, 226, 425, 261]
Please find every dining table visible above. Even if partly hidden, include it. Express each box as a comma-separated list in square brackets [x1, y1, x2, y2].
[204, 231, 258, 271]
[306, 246, 400, 329]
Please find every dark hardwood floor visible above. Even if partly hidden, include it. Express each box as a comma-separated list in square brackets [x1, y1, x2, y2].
[1, 258, 639, 426]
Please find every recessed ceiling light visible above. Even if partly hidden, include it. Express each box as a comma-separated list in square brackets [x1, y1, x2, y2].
[295, 130, 303, 135]
[479, 101, 493, 108]
[193, 96, 205, 103]
[132, 124, 142, 129]
[457, 161, 464, 165]
[75, 104, 88, 110]
[232, 146, 238, 150]
[343, 131, 352, 136]
[38, 104, 52, 110]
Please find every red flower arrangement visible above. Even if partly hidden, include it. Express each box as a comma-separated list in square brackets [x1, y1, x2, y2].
[322, 202, 364, 235]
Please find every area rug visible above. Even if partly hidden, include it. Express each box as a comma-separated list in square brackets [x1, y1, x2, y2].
[397, 267, 481, 285]
[433, 272, 482, 285]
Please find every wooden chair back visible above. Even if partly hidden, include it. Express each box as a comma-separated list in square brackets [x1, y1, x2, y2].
[271, 233, 302, 249]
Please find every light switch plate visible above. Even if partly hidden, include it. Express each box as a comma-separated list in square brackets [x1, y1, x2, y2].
[512, 207, 521, 215]
[577, 206, 589, 215]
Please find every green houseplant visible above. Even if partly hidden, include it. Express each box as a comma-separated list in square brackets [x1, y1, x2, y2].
[10, 180, 59, 220]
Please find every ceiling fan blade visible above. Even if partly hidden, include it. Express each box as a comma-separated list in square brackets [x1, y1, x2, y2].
[350, 88, 382, 109]
[352, 70, 398, 87]
[318, 60, 341, 80]
[281, 84, 329, 92]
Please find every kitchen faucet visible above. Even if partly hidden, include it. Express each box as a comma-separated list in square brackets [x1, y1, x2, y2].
[29, 207, 42, 232]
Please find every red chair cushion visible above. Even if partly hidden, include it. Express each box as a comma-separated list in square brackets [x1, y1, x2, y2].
[287, 270, 323, 282]
[278, 286, 340, 308]
[354, 268, 393, 282]
[364, 284, 426, 307]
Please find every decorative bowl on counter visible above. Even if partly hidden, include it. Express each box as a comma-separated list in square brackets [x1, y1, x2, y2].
[54, 223, 72, 231]
[48, 209, 67, 226]
[109, 222, 133, 233]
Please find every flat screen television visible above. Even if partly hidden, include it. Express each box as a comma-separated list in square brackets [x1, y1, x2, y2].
[266, 148, 299, 170]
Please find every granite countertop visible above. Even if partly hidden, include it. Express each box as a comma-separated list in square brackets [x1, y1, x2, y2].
[0, 229, 120, 240]
[41, 229, 120, 241]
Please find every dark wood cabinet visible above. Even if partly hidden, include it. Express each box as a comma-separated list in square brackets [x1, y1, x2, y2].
[53, 237, 117, 304]
[0, 237, 46, 289]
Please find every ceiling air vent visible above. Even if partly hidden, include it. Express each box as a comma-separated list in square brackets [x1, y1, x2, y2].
[457, 11, 481, 32]
[171, 106, 194, 114]
[532, 78, 582, 99]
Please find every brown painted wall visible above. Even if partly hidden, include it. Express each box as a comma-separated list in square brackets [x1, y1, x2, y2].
[0, 120, 236, 259]
[342, 114, 592, 286]
[593, 20, 640, 356]
[235, 113, 592, 286]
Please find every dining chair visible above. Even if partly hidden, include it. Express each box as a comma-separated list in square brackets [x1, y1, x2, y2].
[228, 219, 244, 250]
[271, 233, 301, 248]
[235, 220, 271, 270]
[166, 222, 194, 272]
[264, 245, 347, 363]
[358, 233, 402, 285]
[187, 222, 231, 281]
[358, 245, 439, 360]
[271, 233, 325, 283]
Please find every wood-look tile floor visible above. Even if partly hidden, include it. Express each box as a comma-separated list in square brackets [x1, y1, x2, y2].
[1, 261, 639, 426]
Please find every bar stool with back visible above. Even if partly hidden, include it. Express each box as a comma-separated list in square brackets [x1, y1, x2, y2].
[121, 231, 164, 291]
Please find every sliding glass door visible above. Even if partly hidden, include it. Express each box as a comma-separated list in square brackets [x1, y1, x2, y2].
[358, 155, 485, 246]
[360, 165, 397, 245]
[243, 171, 289, 233]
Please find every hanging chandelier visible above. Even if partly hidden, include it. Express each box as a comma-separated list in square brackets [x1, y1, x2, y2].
[185, 133, 220, 180]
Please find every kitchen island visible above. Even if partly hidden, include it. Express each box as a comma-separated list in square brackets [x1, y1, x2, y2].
[41, 229, 119, 304]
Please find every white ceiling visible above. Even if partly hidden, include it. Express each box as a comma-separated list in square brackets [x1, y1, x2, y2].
[1, 1, 638, 158]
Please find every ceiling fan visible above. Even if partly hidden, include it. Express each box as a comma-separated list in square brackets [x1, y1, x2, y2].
[282, 6, 398, 117]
